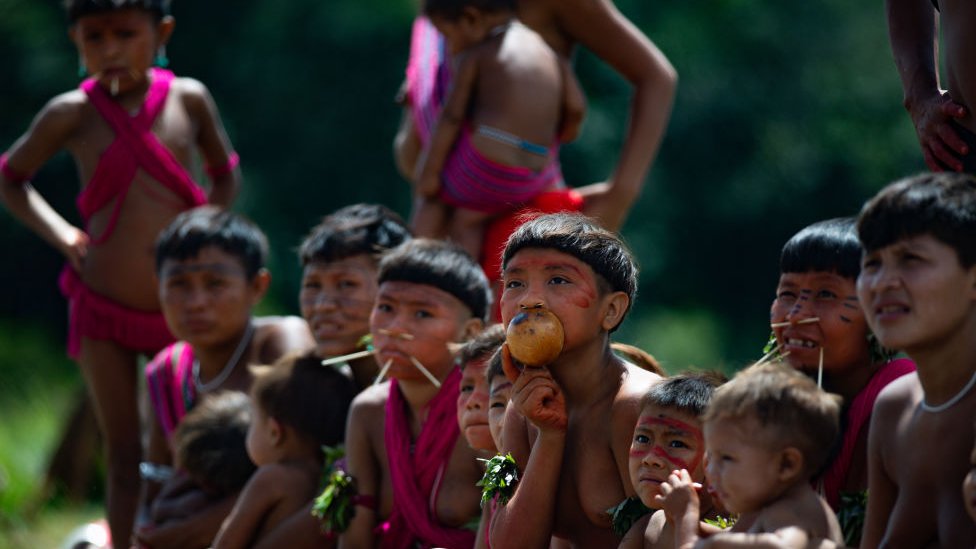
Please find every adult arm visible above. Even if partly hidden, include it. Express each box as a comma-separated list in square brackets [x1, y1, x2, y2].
[413, 52, 479, 197]
[490, 367, 567, 549]
[252, 502, 328, 549]
[555, 0, 677, 231]
[885, 0, 968, 171]
[135, 416, 174, 528]
[338, 397, 381, 549]
[0, 94, 88, 271]
[212, 467, 282, 549]
[182, 78, 241, 208]
[859, 396, 898, 548]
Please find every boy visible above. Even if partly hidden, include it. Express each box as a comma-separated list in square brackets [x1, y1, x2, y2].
[490, 213, 662, 548]
[213, 353, 356, 548]
[619, 373, 724, 549]
[660, 362, 843, 548]
[857, 171, 976, 547]
[457, 323, 506, 453]
[341, 238, 491, 548]
[136, 207, 313, 549]
[486, 347, 513, 452]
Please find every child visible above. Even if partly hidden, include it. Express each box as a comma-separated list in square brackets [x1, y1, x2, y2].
[457, 323, 506, 453]
[411, 0, 581, 259]
[857, 172, 976, 547]
[298, 203, 412, 389]
[485, 346, 512, 452]
[619, 373, 724, 549]
[150, 391, 256, 527]
[489, 213, 662, 547]
[768, 218, 915, 519]
[0, 1, 240, 542]
[136, 207, 313, 549]
[212, 353, 357, 548]
[660, 362, 844, 548]
[342, 238, 491, 548]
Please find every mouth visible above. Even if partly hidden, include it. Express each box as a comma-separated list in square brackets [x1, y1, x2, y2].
[784, 337, 819, 350]
[875, 303, 910, 317]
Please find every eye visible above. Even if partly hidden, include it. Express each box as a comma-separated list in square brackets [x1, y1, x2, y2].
[861, 255, 880, 271]
[206, 278, 228, 289]
[337, 279, 359, 290]
[490, 400, 506, 409]
[548, 275, 569, 285]
[375, 303, 393, 313]
[460, 383, 474, 394]
[504, 279, 523, 289]
[816, 289, 837, 299]
[634, 434, 649, 445]
[301, 279, 321, 290]
[776, 290, 797, 301]
[414, 309, 433, 319]
[668, 439, 690, 450]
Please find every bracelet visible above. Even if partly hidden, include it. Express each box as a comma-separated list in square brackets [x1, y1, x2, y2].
[205, 152, 240, 179]
[0, 153, 32, 184]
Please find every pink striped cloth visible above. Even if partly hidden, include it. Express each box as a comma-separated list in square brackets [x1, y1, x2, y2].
[145, 342, 197, 444]
[405, 16, 451, 146]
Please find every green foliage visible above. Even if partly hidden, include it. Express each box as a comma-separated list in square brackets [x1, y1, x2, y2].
[837, 490, 868, 547]
[477, 453, 519, 508]
[311, 445, 356, 535]
[703, 514, 737, 529]
[607, 496, 652, 537]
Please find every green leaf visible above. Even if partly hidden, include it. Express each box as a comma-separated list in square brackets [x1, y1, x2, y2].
[607, 496, 652, 536]
[477, 453, 520, 508]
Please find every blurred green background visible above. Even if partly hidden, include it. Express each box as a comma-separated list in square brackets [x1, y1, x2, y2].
[0, 0, 925, 542]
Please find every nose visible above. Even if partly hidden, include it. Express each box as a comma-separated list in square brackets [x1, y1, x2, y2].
[641, 445, 668, 469]
[466, 386, 488, 411]
[785, 293, 815, 321]
[184, 285, 209, 310]
[312, 291, 340, 312]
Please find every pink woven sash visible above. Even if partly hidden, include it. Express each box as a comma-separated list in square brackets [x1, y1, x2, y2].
[145, 342, 198, 445]
[405, 16, 451, 146]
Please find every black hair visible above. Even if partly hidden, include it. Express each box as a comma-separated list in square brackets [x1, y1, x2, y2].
[486, 346, 505, 387]
[174, 391, 255, 497]
[858, 172, 976, 267]
[423, 0, 517, 19]
[251, 352, 357, 449]
[298, 204, 411, 266]
[66, 0, 170, 23]
[378, 238, 492, 322]
[780, 218, 861, 280]
[458, 324, 505, 368]
[502, 213, 638, 331]
[643, 371, 726, 418]
[155, 206, 268, 279]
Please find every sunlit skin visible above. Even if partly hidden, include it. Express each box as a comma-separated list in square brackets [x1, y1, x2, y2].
[71, 9, 174, 99]
[299, 255, 378, 359]
[628, 405, 705, 509]
[488, 376, 512, 451]
[245, 404, 281, 468]
[457, 357, 496, 452]
[771, 272, 871, 376]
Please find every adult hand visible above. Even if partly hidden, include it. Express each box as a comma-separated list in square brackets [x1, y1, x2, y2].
[908, 90, 969, 172]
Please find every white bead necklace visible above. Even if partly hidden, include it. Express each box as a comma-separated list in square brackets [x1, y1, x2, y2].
[920, 368, 976, 413]
[193, 323, 255, 393]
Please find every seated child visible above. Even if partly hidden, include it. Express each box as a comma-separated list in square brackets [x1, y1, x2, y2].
[490, 213, 662, 548]
[486, 346, 513, 453]
[857, 172, 976, 547]
[212, 353, 357, 548]
[136, 207, 314, 549]
[412, 0, 582, 259]
[151, 391, 256, 526]
[618, 373, 725, 549]
[660, 362, 843, 549]
[457, 323, 506, 453]
[342, 238, 491, 548]
[767, 217, 915, 531]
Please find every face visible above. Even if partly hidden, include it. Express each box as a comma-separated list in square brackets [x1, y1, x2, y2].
[299, 256, 378, 358]
[770, 272, 871, 375]
[159, 246, 266, 350]
[245, 404, 279, 467]
[501, 248, 622, 357]
[628, 404, 705, 508]
[457, 357, 495, 451]
[370, 281, 479, 384]
[703, 416, 788, 515]
[488, 376, 512, 450]
[858, 234, 976, 353]
[964, 423, 976, 522]
[71, 9, 172, 95]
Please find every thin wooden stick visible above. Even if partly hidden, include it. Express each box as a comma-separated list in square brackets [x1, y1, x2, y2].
[755, 345, 781, 366]
[770, 317, 821, 329]
[373, 359, 393, 386]
[321, 349, 374, 366]
[409, 355, 442, 388]
[817, 347, 824, 388]
[377, 328, 415, 340]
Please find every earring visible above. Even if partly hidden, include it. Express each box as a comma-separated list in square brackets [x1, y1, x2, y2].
[77, 56, 87, 78]
[154, 45, 169, 68]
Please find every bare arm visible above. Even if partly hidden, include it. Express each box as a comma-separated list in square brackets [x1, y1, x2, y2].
[252, 502, 329, 549]
[182, 78, 241, 207]
[490, 367, 567, 549]
[885, 0, 968, 171]
[699, 527, 810, 549]
[338, 397, 381, 549]
[860, 399, 898, 548]
[414, 52, 479, 197]
[556, 0, 677, 231]
[213, 467, 282, 549]
[134, 493, 237, 549]
[617, 513, 651, 549]
[136, 416, 172, 528]
[0, 95, 89, 271]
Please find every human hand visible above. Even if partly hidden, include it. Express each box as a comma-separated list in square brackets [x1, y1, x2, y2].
[908, 90, 969, 171]
[509, 358, 567, 433]
[656, 468, 701, 523]
[60, 226, 88, 272]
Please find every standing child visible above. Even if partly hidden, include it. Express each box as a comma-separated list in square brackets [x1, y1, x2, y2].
[490, 213, 662, 548]
[341, 238, 490, 548]
[412, 0, 582, 259]
[0, 1, 240, 543]
[660, 362, 844, 549]
[212, 354, 357, 549]
[619, 373, 724, 549]
[857, 172, 976, 547]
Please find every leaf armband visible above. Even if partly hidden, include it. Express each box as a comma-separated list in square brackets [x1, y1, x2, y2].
[476, 453, 520, 508]
[607, 496, 652, 537]
[312, 468, 357, 535]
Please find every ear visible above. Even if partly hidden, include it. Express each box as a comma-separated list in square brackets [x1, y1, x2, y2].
[157, 15, 175, 46]
[249, 268, 271, 304]
[599, 291, 629, 332]
[460, 6, 482, 26]
[460, 317, 485, 341]
[777, 447, 805, 483]
[268, 417, 284, 446]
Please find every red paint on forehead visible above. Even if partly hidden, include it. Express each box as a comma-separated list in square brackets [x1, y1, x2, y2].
[639, 416, 703, 439]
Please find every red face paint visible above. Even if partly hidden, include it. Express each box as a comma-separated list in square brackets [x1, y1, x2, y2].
[636, 416, 706, 473]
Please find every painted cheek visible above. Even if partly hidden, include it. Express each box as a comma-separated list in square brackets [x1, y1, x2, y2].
[652, 446, 691, 471]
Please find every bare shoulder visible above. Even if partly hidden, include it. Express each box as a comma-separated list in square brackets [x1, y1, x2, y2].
[170, 76, 217, 117]
[24, 89, 89, 139]
[873, 371, 921, 419]
[619, 512, 653, 549]
[253, 315, 314, 361]
[349, 381, 390, 418]
[616, 362, 663, 408]
[255, 315, 311, 338]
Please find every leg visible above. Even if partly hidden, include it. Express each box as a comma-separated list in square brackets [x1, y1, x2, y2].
[410, 194, 451, 239]
[448, 207, 490, 261]
[78, 337, 141, 548]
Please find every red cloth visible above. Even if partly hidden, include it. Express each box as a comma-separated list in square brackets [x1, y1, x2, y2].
[818, 358, 916, 508]
[382, 367, 475, 549]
